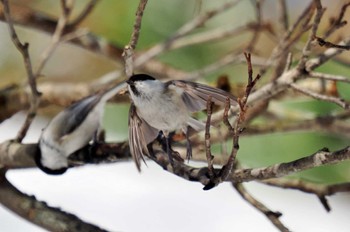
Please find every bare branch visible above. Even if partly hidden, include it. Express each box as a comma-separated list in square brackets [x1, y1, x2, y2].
[313, 36, 350, 50]
[298, 0, 325, 70]
[290, 83, 349, 109]
[134, 0, 242, 67]
[1, 0, 40, 142]
[129, 0, 148, 50]
[262, 179, 350, 212]
[244, 113, 350, 138]
[323, 2, 350, 38]
[230, 146, 350, 183]
[277, 0, 289, 33]
[204, 53, 262, 190]
[308, 72, 350, 84]
[35, 0, 74, 77]
[204, 96, 215, 179]
[245, 0, 263, 52]
[123, 0, 149, 77]
[0, 172, 108, 232]
[306, 38, 350, 71]
[233, 183, 289, 232]
[69, 0, 99, 27]
[1, 140, 350, 191]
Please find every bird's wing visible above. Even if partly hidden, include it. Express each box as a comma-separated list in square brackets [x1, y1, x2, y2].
[168, 80, 237, 112]
[129, 104, 159, 171]
[61, 95, 101, 135]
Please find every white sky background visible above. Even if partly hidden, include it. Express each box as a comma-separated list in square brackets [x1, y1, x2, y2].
[0, 113, 349, 232]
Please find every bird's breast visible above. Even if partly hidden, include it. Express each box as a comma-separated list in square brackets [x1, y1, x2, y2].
[134, 93, 189, 131]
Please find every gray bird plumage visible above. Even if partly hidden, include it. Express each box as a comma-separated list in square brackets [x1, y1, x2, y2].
[37, 82, 126, 174]
[127, 74, 237, 171]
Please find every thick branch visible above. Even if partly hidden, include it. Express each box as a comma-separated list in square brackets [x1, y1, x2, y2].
[0, 141, 130, 169]
[2, 142, 349, 188]
[0, 172, 107, 232]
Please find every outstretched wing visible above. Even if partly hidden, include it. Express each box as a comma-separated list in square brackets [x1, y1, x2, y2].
[128, 104, 159, 171]
[168, 80, 237, 112]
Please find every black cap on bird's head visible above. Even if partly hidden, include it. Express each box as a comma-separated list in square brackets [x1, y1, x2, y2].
[126, 74, 156, 85]
[34, 148, 68, 175]
[127, 74, 157, 96]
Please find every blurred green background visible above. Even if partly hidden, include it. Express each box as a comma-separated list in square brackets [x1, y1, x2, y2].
[1, 0, 349, 183]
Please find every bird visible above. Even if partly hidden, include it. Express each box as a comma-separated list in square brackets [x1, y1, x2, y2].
[126, 73, 237, 171]
[36, 82, 126, 175]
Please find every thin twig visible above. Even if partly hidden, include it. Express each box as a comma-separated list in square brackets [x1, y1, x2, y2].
[35, 0, 74, 77]
[245, 0, 263, 52]
[290, 83, 349, 109]
[258, 1, 315, 77]
[308, 72, 350, 84]
[68, 0, 99, 27]
[204, 53, 261, 190]
[129, 0, 148, 50]
[313, 36, 350, 50]
[306, 38, 350, 71]
[298, 0, 324, 70]
[123, 0, 149, 77]
[204, 96, 215, 179]
[233, 182, 289, 232]
[244, 116, 350, 137]
[1, 0, 41, 142]
[277, 0, 289, 33]
[262, 179, 350, 212]
[323, 2, 350, 38]
[134, 0, 242, 67]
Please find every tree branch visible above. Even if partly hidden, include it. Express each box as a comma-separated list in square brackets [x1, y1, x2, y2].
[262, 178, 350, 212]
[0, 171, 108, 232]
[1, 0, 41, 142]
[123, 0, 149, 77]
[233, 182, 289, 232]
[1, 142, 349, 188]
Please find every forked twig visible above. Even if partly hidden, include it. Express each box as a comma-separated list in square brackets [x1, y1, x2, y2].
[35, 0, 74, 77]
[68, 0, 99, 27]
[221, 53, 261, 179]
[204, 53, 261, 190]
[323, 2, 350, 38]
